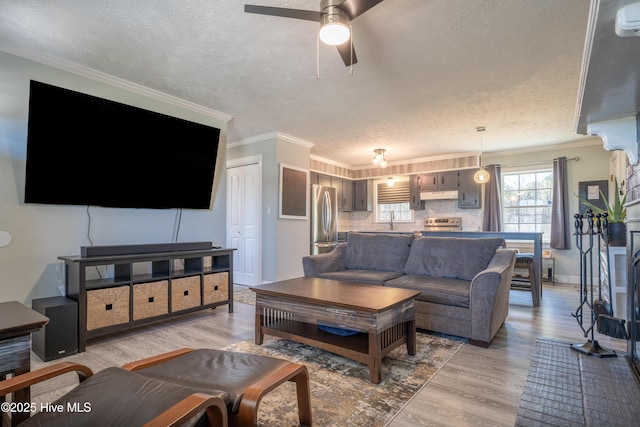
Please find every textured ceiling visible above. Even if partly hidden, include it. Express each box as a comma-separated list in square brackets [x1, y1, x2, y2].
[0, 0, 597, 167]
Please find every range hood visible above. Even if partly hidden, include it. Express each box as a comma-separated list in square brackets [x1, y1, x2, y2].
[420, 190, 458, 200]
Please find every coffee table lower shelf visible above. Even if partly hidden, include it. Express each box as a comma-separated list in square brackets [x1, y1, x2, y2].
[256, 318, 414, 384]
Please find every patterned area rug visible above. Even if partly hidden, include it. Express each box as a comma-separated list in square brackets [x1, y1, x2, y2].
[28, 286, 463, 427]
[230, 285, 465, 426]
[234, 285, 256, 305]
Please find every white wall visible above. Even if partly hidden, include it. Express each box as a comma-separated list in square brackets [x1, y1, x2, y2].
[0, 52, 229, 305]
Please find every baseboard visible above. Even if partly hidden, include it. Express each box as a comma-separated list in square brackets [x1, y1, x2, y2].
[553, 275, 580, 285]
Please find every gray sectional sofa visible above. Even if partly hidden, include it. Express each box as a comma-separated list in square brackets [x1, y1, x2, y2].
[302, 232, 516, 347]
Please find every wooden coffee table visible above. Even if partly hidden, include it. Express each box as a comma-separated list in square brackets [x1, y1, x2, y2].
[251, 277, 420, 384]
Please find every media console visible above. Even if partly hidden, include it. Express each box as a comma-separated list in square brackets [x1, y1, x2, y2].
[59, 242, 234, 352]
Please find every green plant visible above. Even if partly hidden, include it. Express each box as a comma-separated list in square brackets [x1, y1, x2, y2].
[577, 178, 626, 222]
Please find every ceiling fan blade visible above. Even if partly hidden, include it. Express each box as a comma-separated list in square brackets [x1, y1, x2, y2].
[337, 0, 384, 20]
[336, 42, 358, 66]
[244, 5, 321, 22]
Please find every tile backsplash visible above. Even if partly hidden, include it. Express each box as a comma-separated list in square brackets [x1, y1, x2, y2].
[339, 200, 483, 233]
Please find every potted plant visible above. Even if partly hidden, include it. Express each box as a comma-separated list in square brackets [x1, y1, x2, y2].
[578, 178, 626, 246]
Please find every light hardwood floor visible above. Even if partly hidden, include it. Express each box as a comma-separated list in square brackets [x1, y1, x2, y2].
[29, 283, 630, 427]
[387, 283, 628, 427]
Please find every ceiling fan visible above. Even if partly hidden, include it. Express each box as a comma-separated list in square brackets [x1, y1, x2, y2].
[244, 0, 384, 66]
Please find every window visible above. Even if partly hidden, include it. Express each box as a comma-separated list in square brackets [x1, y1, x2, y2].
[502, 170, 553, 240]
[375, 178, 412, 222]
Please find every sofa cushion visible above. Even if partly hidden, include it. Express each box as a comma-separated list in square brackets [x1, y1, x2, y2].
[386, 275, 471, 308]
[345, 233, 414, 272]
[404, 236, 505, 280]
[319, 269, 404, 286]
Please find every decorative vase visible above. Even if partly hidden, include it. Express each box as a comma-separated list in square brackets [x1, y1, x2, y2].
[608, 222, 627, 247]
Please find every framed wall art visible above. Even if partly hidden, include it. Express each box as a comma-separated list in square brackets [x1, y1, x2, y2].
[279, 164, 309, 219]
[578, 180, 608, 214]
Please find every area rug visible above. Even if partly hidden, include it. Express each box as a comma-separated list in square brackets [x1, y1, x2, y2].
[234, 285, 256, 305]
[229, 285, 465, 426]
[28, 286, 463, 426]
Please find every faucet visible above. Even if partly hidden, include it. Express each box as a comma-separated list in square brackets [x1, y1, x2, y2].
[389, 210, 395, 230]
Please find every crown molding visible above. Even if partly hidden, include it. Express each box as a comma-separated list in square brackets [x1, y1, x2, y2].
[276, 132, 314, 148]
[229, 131, 314, 148]
[486, 137, 602, 158]
[227, 132, 276, 148]
[0, 45, 233, 122]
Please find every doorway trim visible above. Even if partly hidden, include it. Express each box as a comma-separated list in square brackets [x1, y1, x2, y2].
[226, 154, 262, 286]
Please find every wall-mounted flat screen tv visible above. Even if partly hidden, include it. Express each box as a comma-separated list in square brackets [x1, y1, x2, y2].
[24, 80, 221, 209]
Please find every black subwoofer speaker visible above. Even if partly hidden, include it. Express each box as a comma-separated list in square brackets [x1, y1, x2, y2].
[32, 296, 78, 361]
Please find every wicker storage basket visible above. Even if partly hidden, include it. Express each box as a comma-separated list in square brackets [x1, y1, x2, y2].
[133, 280, 169, 320]
[203, 272, 229, 304]
[86, 286, 130, 330]
[171, 276, 201, 312]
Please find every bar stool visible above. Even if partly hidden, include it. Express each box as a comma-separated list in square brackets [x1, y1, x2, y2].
[511, 253, 540, 307]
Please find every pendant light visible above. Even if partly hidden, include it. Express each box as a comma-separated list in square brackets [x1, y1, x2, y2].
[387, 177, 395, 187]
[473, 126, 490, 184]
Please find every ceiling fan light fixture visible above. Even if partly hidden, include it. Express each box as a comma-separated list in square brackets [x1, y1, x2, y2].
[319, 22, 350, 45]
[319, 12, 350, 45]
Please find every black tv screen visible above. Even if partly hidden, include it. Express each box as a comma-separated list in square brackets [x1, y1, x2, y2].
[25, 80, 221, 209]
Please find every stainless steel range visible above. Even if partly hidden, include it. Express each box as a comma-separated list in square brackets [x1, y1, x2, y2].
[423, 217, 462, 231]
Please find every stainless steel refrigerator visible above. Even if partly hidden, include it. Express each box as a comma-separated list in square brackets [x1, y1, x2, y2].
[310, 185, 338, 255]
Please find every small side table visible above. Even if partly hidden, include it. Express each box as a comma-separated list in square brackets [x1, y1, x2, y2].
[0, 301, 49, 427]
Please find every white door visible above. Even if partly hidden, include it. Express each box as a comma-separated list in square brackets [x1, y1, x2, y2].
[227, 161, 261, 286]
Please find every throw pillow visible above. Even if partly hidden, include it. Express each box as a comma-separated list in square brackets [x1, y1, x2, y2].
[345, 232, 414, 272]
[404, 236, 505, 280]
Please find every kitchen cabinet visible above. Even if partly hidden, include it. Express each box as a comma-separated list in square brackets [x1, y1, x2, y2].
[336, 178, 353, 212]
[457, 169, 482, 209]
[353, 179, 372, 211]
[318, 174, 332, 187]
[418, 171, 459, 191]
[311, 173, 352, 211]
[409, 175, 425, 210]
[409, 171, 458, 209]
[310, 172, 332, 187]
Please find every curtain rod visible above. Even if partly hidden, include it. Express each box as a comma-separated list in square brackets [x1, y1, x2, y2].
[500, 156, 580, 168]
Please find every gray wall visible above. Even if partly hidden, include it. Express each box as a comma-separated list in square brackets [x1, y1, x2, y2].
[275, 138, 312, 280]
[485, 141, 611, 283]
[227, 138, 277, 281]
[227, 133, 311, 282]
[2, 50, 612, 301]
[0, 51, 229, 304]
